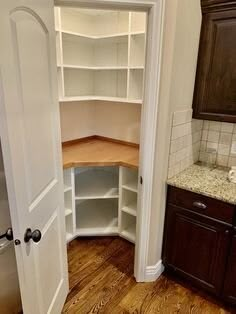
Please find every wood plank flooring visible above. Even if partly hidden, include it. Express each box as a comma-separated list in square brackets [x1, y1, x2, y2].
[63, 237, 236, 313]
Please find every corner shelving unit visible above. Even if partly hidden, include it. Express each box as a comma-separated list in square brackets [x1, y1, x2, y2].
[54, 7, 146, 104]
[119, 167, 138, 243]
[63, 168, 76, 241]
[74, 167, 119, 200]
[63, 165, 138, 244]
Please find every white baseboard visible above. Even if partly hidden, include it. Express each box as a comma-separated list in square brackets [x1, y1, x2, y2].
[145, 260, 165, 282]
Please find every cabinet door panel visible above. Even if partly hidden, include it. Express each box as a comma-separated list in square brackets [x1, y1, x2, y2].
[222, 232, 236, 304]
[193, 8, 236, 121]
[163, 205, 230, 294]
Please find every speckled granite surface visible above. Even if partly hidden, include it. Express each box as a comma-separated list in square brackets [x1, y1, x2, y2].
[167, 163, 236, 205]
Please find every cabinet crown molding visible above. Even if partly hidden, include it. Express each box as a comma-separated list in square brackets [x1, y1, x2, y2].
[201, 0, 236, 12]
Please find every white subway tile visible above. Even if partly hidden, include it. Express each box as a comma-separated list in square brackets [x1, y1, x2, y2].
[221, 122, 234, 133]
[200, 141, 206, 152]
[217, 155, 229, 167]
[208, 131, 220, 143]
[203, 120, 209, 130]
[209, 121, 221, 131]
[228, 157, 236, 167]
[219, 132, 232, 145]
[202, 130, 208, 141]
[218, 144, 230, 156]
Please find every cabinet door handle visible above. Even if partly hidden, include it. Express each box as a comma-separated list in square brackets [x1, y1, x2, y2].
[192, 201, 207, 210]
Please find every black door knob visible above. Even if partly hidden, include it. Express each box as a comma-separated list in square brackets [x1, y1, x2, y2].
[24, 228, 42, 243]
[0, 227, 13, 241]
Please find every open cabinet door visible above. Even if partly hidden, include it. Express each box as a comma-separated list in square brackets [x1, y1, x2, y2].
[0, 1, 69, 313]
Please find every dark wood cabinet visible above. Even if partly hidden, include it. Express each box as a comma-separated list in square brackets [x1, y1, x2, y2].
[163, 186, 236, 304]
[193, 1, 236, 122]
[163, 204, 230, 294]
[222, 230, 236, 304]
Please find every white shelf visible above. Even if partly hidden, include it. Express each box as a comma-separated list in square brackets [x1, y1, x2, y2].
[122, 182, 138, 193]
[120, 211, 136, 243]
[55, 7, 146, 103]
[61, 30, 130, 40]
[63, 68, 127, 99]
[129, 69, 144, 100]
[59, 96, 142, 104]
[122, 202, 137, 217]
[63, 65, 128, 70]
[66, 233, 73, 242]
[61, 65, 144, 70]
[61, 30, 145, 40]
[76, 199, 118, 234]
[65, 208, 72, 217]
[130, 33, 146, 68]
[64, 186, 72, 193]
[62, 165, 138, 244]
[120, 224, 136, 243]
[75, 167, 119, 200]
[77, 226, 118, 236]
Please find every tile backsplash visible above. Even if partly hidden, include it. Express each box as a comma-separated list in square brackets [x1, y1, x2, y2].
[168, 109, 202, 178]
[199, 121, 236, 167]
[168, 110, 236, 179]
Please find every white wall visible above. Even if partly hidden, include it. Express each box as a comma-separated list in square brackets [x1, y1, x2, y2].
[93, 101, 141, 143]
[60, 100, 141, 143]
[147, 0, 202, 265]
[60, 101, 95, 142]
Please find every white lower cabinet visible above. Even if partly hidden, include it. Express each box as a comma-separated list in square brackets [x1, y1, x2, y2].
[63, 165, 138, 243]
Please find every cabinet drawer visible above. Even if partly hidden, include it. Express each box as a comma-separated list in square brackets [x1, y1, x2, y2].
[168, 186, 235, 224]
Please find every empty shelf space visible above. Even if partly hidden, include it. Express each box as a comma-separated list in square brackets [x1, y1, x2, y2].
[62, 32, 128, 68]
[65, 214, 74, 237]
[122, 182, 138, 193]
[63, 168, 73, 190]
[120, 226, 136, 243]
[60, 8, 129, 38]
[75, 167, 119, 200]
[130, 33, 146, 68]
[56, 7, 146, 104]
[65, 208, 73, 217]
[121, 189, 137, 217]
[128, 69, 144, 101]
[66, 233, 74, 242]
[64, 186, 72, 193]
[121, 167, 138, 193]
[122, 203, 137, 217]
[120, 212, 136, 243]
[63, 68, 127, 98]
[64, 189, 73, 219]
[76, 199, 118, 235]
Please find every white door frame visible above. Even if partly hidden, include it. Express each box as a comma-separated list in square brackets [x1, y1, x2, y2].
[56, 0, 165, 282]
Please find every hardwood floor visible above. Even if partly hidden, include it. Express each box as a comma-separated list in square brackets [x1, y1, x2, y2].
[63, 237, 236, 313]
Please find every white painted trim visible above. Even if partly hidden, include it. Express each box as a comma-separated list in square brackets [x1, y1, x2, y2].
[55, 0, 166, 282]
[145, 260, 164, 282]
[135, 1, 165, 282]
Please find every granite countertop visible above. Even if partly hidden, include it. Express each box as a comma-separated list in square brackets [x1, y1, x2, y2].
[167, 163, 236, 205]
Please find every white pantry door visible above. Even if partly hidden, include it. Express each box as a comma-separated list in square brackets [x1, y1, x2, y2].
[0, 1, 69, 313]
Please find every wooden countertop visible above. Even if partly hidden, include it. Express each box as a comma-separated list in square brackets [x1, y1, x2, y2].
[62, 137, 139, 169]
